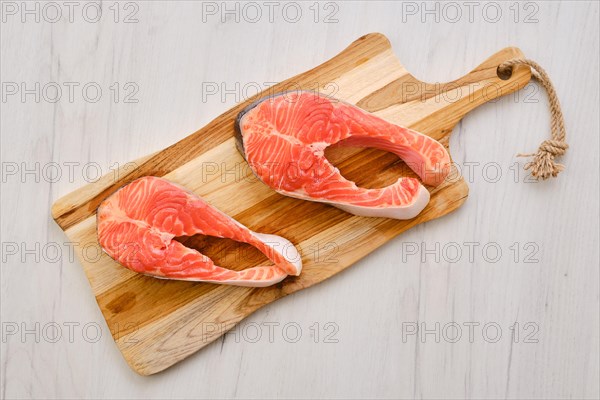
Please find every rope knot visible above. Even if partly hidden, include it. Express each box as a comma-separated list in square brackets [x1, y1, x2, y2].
[502, 58, 568, 180]
[538, 139, 569, 157]
[521, 139, 569, 180]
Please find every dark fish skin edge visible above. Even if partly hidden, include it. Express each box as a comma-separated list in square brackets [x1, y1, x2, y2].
[234, 90, 316, 160]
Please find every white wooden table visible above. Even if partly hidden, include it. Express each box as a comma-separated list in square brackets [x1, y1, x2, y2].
[1, 1, 598, 398]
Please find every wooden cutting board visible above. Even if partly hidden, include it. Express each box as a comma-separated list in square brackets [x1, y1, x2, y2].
[51, 33, 531, 375]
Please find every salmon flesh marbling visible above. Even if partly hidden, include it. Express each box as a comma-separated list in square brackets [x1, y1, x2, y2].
[97, 176, 302, 287]
[235, 91, 451, 219]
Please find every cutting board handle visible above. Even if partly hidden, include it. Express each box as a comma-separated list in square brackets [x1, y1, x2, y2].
[355, 41, 531, 140]
[451, 46, 532, 121]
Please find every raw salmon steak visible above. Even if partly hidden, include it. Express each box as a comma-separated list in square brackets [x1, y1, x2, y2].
[96, 176, 302, 287]
[235, 91, 451, 219]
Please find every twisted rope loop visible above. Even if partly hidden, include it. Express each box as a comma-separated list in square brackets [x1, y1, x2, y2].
[497, 59, 568, 180]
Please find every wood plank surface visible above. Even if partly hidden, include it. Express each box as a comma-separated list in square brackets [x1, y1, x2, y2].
[3, 3, 599, 398]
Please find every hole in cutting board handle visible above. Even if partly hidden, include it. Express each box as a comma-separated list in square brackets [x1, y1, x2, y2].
[496, 65, 513, 80]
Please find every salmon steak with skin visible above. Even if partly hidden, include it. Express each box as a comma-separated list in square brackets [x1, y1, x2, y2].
[96, 176, 302, 287]
[235, 91, 451, 219]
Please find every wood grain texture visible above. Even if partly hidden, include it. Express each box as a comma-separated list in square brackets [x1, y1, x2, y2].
[3, 2, 599, 399]
[50, 33, 531, 375]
